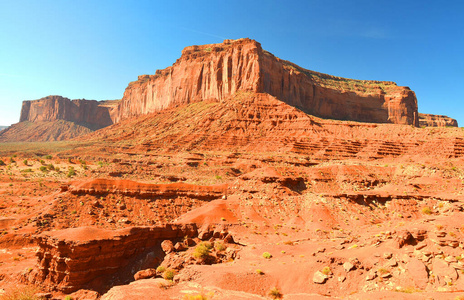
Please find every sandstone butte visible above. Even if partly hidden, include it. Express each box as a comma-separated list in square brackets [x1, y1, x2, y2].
[115, 38, 421, 126]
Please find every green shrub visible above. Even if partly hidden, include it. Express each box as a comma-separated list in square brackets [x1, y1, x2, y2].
[156, 265, 166, 273]
[44, 155, 52, 159]
[321, 266, 331, 275]
[268, 287, 282, 299]
[47, 164, 54, 171]
[262, 252, 272, 259]
[39, 166, 47, 172]
[214, 241, 226, 251]
[163, 268, 175, 280]
[422, 206, 432, 215]
[193, 242, 213, 259]
[67, 166, 76, 178]
[23, 159, 28, 166]
[0, 160, 5, 166]
[256, 269, 264, 275]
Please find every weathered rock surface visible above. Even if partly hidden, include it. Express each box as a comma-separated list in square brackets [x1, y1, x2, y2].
[27, 224, 197, 293]
[419, 113, 458, 127]
[20, 95, 118, 129]
[64, 178, 228, 200]
[115, 38, 419, 126]
[406, 258, 428, 289]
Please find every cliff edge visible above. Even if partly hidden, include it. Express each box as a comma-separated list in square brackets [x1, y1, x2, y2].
[115, 38, 419, 126]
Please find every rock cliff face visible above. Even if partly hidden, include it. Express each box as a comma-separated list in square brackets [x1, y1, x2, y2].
[115, 38, 419, 126]
[20, 95, 118, 130]
[28, 225, 198, 293]
[419, 113, 458, 127]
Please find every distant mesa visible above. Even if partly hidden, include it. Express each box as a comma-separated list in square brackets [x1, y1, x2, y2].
[0, 96, 119, 142]
[419, 113, 458, 127]
[1, 38, 458, 142]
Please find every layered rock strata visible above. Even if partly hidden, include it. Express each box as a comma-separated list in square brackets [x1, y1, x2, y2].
[20, 95, 118, 130]
[28, 224, 198, 293]
[115, 38, 419, 126]
[64, 179, 228, 200]
[419, 113, 458, 127]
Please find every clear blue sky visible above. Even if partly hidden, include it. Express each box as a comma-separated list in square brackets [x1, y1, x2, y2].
[1, 0, 463, 126]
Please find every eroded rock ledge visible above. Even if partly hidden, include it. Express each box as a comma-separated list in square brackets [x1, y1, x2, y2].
[26, 224, 197, 293]
[63, 178, 228, 200]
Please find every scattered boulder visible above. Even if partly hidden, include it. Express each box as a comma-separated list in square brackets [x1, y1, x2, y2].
[161, 240, 175, 254]
[134, 268, 157, 280]
[313, 271, 328, 284]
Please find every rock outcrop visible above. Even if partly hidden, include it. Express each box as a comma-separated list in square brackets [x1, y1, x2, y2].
[419, 113, 458, 127]
[28, 225, 198, 293]
[115, 38, 419, 126]
[64, 178, 228, 200]
[20, 95, 118, 130]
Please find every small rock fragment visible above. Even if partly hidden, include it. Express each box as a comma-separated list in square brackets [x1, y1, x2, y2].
[343, 262, 355, 272]
[313, 271, 328, 284]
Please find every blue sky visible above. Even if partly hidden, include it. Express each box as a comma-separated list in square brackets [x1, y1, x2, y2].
[0, 0, 463, 126]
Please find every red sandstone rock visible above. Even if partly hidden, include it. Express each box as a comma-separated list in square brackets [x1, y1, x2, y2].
[27, 224, 197, 293]
[20, 95, 118, 129]
[134, 268, 157, 281]
[407, 258, 428, 289]
[161, 240, 174, 254]
[66, 178, 228, 199]
[115, 38, 419, 126]
[419, 113, 458, 127]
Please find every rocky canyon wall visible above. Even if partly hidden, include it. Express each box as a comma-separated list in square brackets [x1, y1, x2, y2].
[114, 38, 419, 126]
[20, 95, 118, 130]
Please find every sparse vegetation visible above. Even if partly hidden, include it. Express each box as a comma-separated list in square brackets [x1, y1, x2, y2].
[163, 268, 175, 280]
[214, 241, 226, 251]
[193, 242, 213, 259]
[67, 166, 76, 177]
[268, 286, 283, 299]
[377, 267, 390, 274]
[0, 286, 40, 300]
[183, 291, 213, 300]
[421, 206, 432, 215]
[156, 265, 166, 273]
[321, 266, 331, 275]
[256, 269, 264, 275]
[262, 252, 272, 259]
